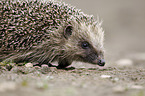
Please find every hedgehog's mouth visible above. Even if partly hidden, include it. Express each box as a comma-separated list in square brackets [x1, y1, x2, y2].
[78, 55, 105, 66]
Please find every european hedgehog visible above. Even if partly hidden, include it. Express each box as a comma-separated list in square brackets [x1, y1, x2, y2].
[0, 0, 105, 69]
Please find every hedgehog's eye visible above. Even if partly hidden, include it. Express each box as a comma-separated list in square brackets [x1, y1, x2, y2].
[81, 42, 89, 49]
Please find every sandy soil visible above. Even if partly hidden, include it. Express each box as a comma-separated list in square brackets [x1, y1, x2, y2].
[0, 66, 145, 96]
[0, 0, 145, 96]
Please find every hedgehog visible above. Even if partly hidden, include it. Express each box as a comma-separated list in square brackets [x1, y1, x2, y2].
[0, 0, 105, 69]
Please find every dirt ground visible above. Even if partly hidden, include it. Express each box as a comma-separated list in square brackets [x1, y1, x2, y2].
[0, 0, 145, 96]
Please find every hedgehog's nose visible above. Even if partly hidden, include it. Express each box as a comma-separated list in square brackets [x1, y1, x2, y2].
[98, 59, 105, 66]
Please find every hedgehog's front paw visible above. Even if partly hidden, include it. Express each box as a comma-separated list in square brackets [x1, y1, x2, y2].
[57, 58, 72, 69]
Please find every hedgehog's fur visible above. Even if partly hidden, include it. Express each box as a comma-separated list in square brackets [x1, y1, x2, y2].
[0, 0, 105, 68]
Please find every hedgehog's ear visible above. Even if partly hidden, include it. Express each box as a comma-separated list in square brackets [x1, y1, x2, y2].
[64, 25, 73, 39]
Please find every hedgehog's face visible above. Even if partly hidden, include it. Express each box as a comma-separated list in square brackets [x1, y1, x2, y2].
[63, 21, 105, 66]
[78, 41, 105, 66]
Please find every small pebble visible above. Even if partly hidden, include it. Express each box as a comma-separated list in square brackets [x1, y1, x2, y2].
[41, 64, 50, 74]
[46, 76, 54, 80]
[113, 77, 119, 81]
[25, 63, 33, 68]
[0, 82, 16, 92]
[116, 59, 133, 67]
[100, 75, 112, 79]
[34, 66, 41, 70]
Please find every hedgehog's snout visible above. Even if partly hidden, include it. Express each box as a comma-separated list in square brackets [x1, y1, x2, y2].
[98, 59, 105, 66]
[92, 59, 105, 66]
